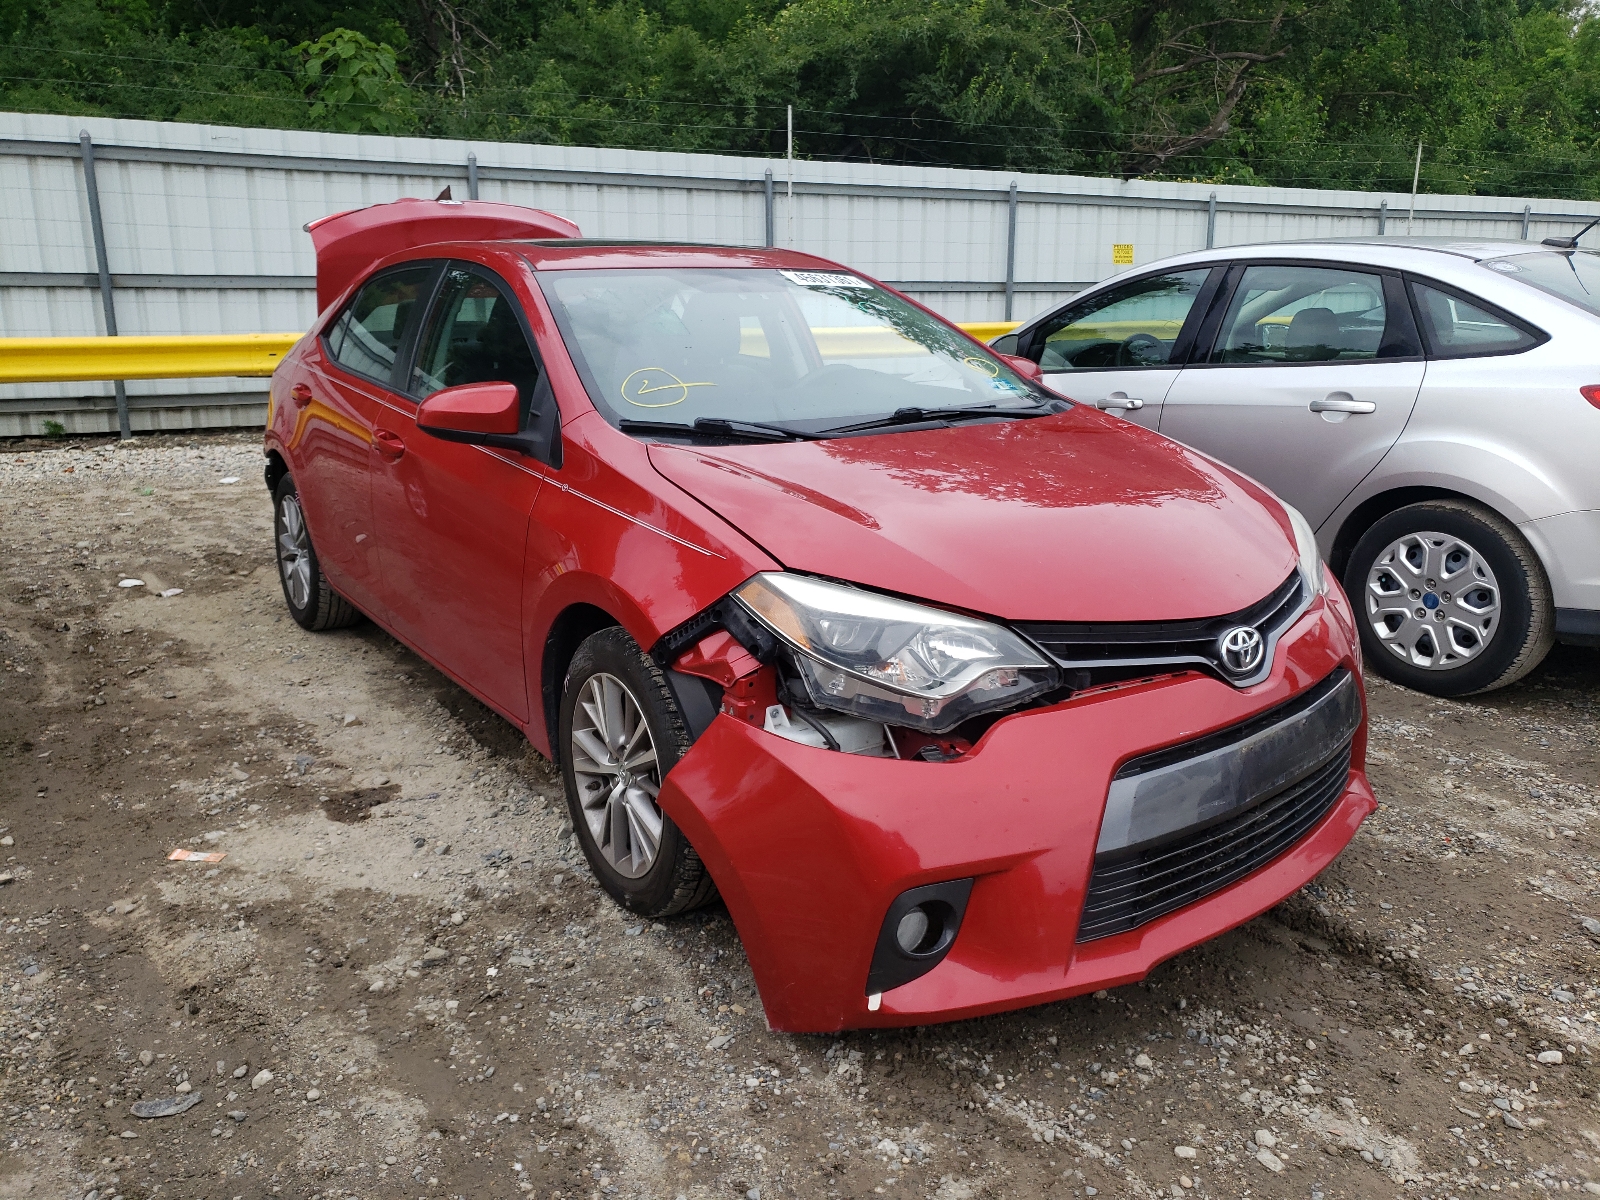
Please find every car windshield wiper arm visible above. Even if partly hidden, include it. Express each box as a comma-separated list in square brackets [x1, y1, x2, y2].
[618, 417, 822, 442]
[819, 402, 1051, 436]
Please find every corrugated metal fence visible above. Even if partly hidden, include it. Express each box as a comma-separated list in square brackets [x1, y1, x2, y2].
[3, 110, 1598, 437]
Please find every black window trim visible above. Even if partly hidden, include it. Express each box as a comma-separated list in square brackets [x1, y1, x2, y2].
[1402, 272, 1551, 361]
[319, 260, 446, 394]
[1019, 263, 1229, 372]
[1181, 257, 1427, 369]
[398, 258, 564, 469]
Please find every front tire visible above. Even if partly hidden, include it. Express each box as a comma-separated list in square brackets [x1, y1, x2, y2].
[273, 474, 361, 632]
[558, 627, 717, 916]
[1344, 499, 1552, 696]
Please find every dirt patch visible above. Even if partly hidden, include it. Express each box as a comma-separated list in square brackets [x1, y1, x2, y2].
[2, 432, 1599, 1200]
[323, 785, 403, 825]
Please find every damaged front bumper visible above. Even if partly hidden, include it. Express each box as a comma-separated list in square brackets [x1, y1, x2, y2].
[656, 590, 1372, 1034]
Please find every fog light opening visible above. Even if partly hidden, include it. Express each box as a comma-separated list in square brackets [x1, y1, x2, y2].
[865, 878, 974, 998]
[895, 905, 943, 955]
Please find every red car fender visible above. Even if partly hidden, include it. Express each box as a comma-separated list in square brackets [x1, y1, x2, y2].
[518, 419, 779, 756]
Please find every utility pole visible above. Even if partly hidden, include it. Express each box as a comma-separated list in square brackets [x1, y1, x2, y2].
[1408, 141, 1422, 234]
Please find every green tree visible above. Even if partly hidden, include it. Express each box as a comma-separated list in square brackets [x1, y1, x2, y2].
[297, 27, 414, 133]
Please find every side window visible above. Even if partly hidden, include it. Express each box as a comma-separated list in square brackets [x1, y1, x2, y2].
[410, 266, 541, 405]
[1032, 269, 1211, 371]
[325, 265, 436, 386]
[1408, 281, 1542, 358]
[1211, 264, 1394, 364]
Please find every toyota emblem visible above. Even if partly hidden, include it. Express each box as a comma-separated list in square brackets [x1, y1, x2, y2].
[1218, 625, 1266, 676]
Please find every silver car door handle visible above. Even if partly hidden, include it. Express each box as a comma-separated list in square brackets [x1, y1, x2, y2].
[1097, 394, 1145, 411]
[1309, 397, 1376, 414]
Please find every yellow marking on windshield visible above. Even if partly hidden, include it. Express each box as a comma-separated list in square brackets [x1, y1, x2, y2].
[962, 356, 1000, 377]
[621, 368, 717, 408]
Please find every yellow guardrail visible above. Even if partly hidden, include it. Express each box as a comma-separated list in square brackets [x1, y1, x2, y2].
[960, 322, 1021, 343]
[0, 333, 302, 384]
[0, 323, 1019, 385]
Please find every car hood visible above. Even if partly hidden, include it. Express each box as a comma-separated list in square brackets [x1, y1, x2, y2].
[646, 408, 1299, 623]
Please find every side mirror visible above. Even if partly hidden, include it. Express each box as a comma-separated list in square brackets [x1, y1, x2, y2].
[998, 353, 1043, 382]
[417, 381, 521, 439]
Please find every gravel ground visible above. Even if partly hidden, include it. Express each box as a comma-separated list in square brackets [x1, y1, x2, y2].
[2, 431, 1599, 1200]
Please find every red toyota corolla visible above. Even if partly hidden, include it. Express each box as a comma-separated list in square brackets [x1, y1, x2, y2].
[265, 197, 1373, 1033]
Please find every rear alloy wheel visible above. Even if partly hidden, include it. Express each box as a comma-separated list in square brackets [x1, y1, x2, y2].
[1345, 499, 1552, 696]
[273, 475, 361, 632]
[558, 627, 717, 916]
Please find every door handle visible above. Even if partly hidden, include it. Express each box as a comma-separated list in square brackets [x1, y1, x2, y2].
[373, 429, 406, 462]
[1309, 396, 1376, 414]
[289, 382, 313, 407]
[1096, 393, 1145, 411]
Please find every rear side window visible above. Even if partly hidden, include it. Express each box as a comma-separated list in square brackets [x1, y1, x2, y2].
[324, 265, 436, 386]
[1032, 269, 1212, 370]
[1210, 264, 1398, 363]
[1408, 281, 1543, 358]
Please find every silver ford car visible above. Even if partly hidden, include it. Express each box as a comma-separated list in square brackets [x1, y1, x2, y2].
[994, 234, 1600, 697]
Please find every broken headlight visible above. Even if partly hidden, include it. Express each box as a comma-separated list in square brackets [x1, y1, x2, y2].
[733, 573, 1058, 734]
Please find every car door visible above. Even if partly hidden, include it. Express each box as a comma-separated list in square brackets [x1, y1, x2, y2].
[298, 263, 439, 615]
[369, 261, 548, 724]
[1008, 266, 1223, 429]
[1159, 261, 1426, 528]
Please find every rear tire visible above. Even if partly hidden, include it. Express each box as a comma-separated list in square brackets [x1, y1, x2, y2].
[273, 474, 361, 632]
[558, 627, 717, 917]
[1344, 499, 1552, 696]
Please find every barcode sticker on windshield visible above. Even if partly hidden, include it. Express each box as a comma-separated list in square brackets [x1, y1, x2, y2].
[779, 270, 872, 289]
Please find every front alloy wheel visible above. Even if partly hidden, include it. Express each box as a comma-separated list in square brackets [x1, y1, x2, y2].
[570, 672, 664, 879]
[1345, 499, 1552, 697]
[558, 627, 717, 915]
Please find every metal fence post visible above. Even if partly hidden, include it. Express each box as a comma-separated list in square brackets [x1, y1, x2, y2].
[79, 131, 130, 440]
[1004, 181, 1018, 321]
[764, 168, 775, 248]
[1521, 205, 1531, 240]
[467, 152, 479, 201]
[1378, 199, 1387, 235]
[1206, 192, 1217, 250]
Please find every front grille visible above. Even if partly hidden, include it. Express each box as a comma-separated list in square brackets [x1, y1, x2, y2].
[1076, 667, 1360, 942]
[1077, 746, 1351, 941]
[1016, 570, 1305, 689]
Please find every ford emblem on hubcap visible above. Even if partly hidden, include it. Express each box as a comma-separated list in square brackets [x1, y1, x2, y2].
[1218, 625, 1266, 676]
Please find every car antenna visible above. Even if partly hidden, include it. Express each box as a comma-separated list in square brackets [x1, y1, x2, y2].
[435, 185, 453, 201]
[1541, 216, 1598, 250]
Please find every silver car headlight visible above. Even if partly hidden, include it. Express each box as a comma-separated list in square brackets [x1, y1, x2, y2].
[734, 573, 1058, 734]
[1283, 502, 1328, 597]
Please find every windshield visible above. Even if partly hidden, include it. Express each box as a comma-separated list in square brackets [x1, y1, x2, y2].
[1481, 251, 1600, 318]
[537, 267, 1043, 433]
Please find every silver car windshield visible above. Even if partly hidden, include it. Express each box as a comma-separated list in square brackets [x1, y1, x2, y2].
[537, 267, 1041, 431]
[1482, 251, 1600, 318]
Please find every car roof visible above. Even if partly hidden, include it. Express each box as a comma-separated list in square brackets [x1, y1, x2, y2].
[1160, 235, 1594, 266]
[1287, 235, 1594, 260]
[511, 239, 849, 272]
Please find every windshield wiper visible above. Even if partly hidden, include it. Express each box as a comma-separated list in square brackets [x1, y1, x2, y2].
[819, 401, 1052, 436]
[618, 417, 822, 442]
